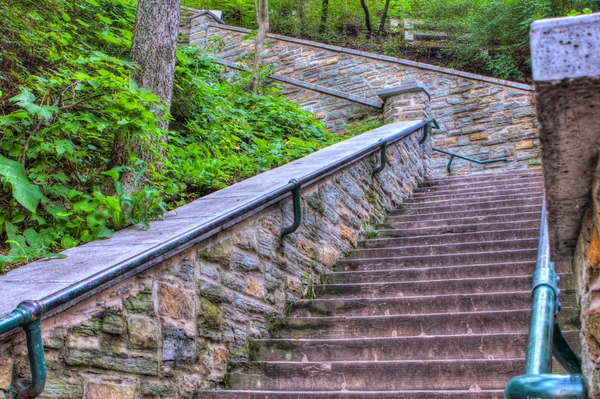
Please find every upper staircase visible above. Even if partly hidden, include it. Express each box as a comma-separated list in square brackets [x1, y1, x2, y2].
[197, 169, 580, 399]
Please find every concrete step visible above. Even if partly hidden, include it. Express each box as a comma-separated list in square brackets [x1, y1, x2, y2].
[410, 187, 543, 202]
[418, 176, 542, 191]
[289, 291, 578, 317]
[316, 274, 573, 299]
[384, 210, 539, 227]
[250, 333, 532, 362]
[380, 220, 540, 238]
[407, 193, 543, 209]
[336, 249, 537, 271]
[394, 197, 543, 216]
[197, 390, 505, 398]
[387, 205, 541, 221]
[347, 238, 538, 259]
[273, 308, 581, 339]
[413, 182, 543, 196]
[358, 229, 539, 249]
[225, 359, 525, 391]
[424, 169, 542, 185]
[326, 260, 572, 284]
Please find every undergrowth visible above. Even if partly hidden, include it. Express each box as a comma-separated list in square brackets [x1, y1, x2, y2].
[0, 0, 336, 270]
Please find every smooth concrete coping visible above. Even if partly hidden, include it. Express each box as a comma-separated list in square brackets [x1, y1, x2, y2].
[0, 121, 423, 323]
[531, 13, 600, 81]
[376, 84, 432, 101]
[205, 23, 534, 91]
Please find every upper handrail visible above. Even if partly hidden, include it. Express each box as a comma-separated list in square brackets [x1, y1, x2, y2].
[505, 199, 588, 398]
[0, 118, 437, 398]
[432, 147, 508, 173]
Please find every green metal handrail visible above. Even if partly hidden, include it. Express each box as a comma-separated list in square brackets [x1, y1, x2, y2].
[505, 199, 588, 398]
[0, 118, 438, 398]
[432, 147, 508, 173]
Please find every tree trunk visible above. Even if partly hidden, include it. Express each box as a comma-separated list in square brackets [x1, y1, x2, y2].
[319, 0, 329, 33]
[360, 0, 372, 35]
[251, 0, 269, 93]
[379, 0, 391, 33]
[109, 0, 181, 192]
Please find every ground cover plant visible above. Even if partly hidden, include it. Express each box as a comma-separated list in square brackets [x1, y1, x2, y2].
[0, 0, 335, 270]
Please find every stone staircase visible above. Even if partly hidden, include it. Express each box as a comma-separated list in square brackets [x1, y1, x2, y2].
[198, 169, 580, 399]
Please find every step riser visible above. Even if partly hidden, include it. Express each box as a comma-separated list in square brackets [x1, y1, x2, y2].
[197, 391, 505, 399]
[395, 199, 542, 215]
[274, 308, 581, 339]
[384, 212, 539, 227]
[414, 183, 544, 197]
[425, 170, 542, 185]
[387, 206, 542, 220]
[419, 176, 542, 190]
[251, 334, 530, 362]
[289, 292, 550, 317]
[348, 239, 538, 259]
[337, 250, 537, 271]
[327, 261, 572, 284]
[380, 221, 540, 238]
[359, 230, 539, 249]
[225, 359, 524, 391]
[412, 187, 543, 201]
[407, 193, 543, 208]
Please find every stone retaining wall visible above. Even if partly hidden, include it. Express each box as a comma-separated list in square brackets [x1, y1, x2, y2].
[0, 125, 428, 399]
[187, 13, 541, 177]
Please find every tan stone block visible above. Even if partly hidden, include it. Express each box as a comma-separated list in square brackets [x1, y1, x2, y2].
[245, 279, 264, 298]
[515, 139, 534, 150]
[287, 277, 302, 294]
[341, 224, 356, 243]
[589, 227, 600, 268]
[127, 315, 160, 349]
[471, 132, 487, 141]
[0, 356, 13, 391]
[213, 347, 229, 371]
[85, 379, 137, 399]
[319, 56, 338, 66]
[157, 282, 195, 320]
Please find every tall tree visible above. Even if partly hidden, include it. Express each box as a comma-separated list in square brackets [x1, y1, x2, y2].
[319, 0, 329, 33]
[251, 0, 269, 93]
[359, 0, 373, 35]
[379, 0, 391, 33]
[109, 0, 181, 192]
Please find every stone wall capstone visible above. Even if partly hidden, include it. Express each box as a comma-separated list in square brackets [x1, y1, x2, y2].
[186, 14, 541, 177]
[0, 124, 429, 399]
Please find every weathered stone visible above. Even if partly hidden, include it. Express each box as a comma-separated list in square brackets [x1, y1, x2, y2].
[0, 356, 14, 391]
[157, 282, 195, 320]
[39, 376, 83, 399]
[127, 315, 160, 350]
[162, 325, 196, 367]
[173, 260, 195, 282]
[197, 280, 232, 304]
[140, 381, 177, 397]
[85, 378, 137, 399]
[98, 309, 126, 335]
[124, 287, 154, 316]
[65, 349, 158, 375]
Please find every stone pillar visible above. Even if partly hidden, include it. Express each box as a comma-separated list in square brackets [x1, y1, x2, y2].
[376, 83, 431, 124]
[376, 84, 432, 178]
[530, 13, 600, 395]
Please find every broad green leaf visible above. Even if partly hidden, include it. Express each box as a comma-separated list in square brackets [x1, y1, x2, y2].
[0, 154, 44, 212]
[55, 139, 75, 156]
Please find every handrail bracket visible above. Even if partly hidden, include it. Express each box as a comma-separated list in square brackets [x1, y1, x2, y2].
[281, 179, 302, 236]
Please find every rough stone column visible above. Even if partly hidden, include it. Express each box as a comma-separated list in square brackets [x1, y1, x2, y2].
[376, 83, 431, 124]
[187, 10, 225, 46]
[376, 84, 432, 178]
[530, 13, 600, 394]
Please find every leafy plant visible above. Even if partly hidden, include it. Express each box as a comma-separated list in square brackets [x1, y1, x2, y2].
[363, 221, 380, 238]
[302, 273, 317, 299]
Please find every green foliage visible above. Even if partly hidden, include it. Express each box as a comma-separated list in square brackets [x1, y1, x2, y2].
[302, 273, 317, 299]
[185, 0, 599, 81]
[363, 221, 380, 239]
[0, 0, 334, 271]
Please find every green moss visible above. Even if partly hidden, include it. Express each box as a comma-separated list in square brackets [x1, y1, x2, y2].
[201, 300, 222, 327]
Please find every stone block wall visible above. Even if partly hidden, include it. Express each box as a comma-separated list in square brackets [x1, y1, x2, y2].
[0, 130, 428, 399]
[186, 14, 541, 177]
